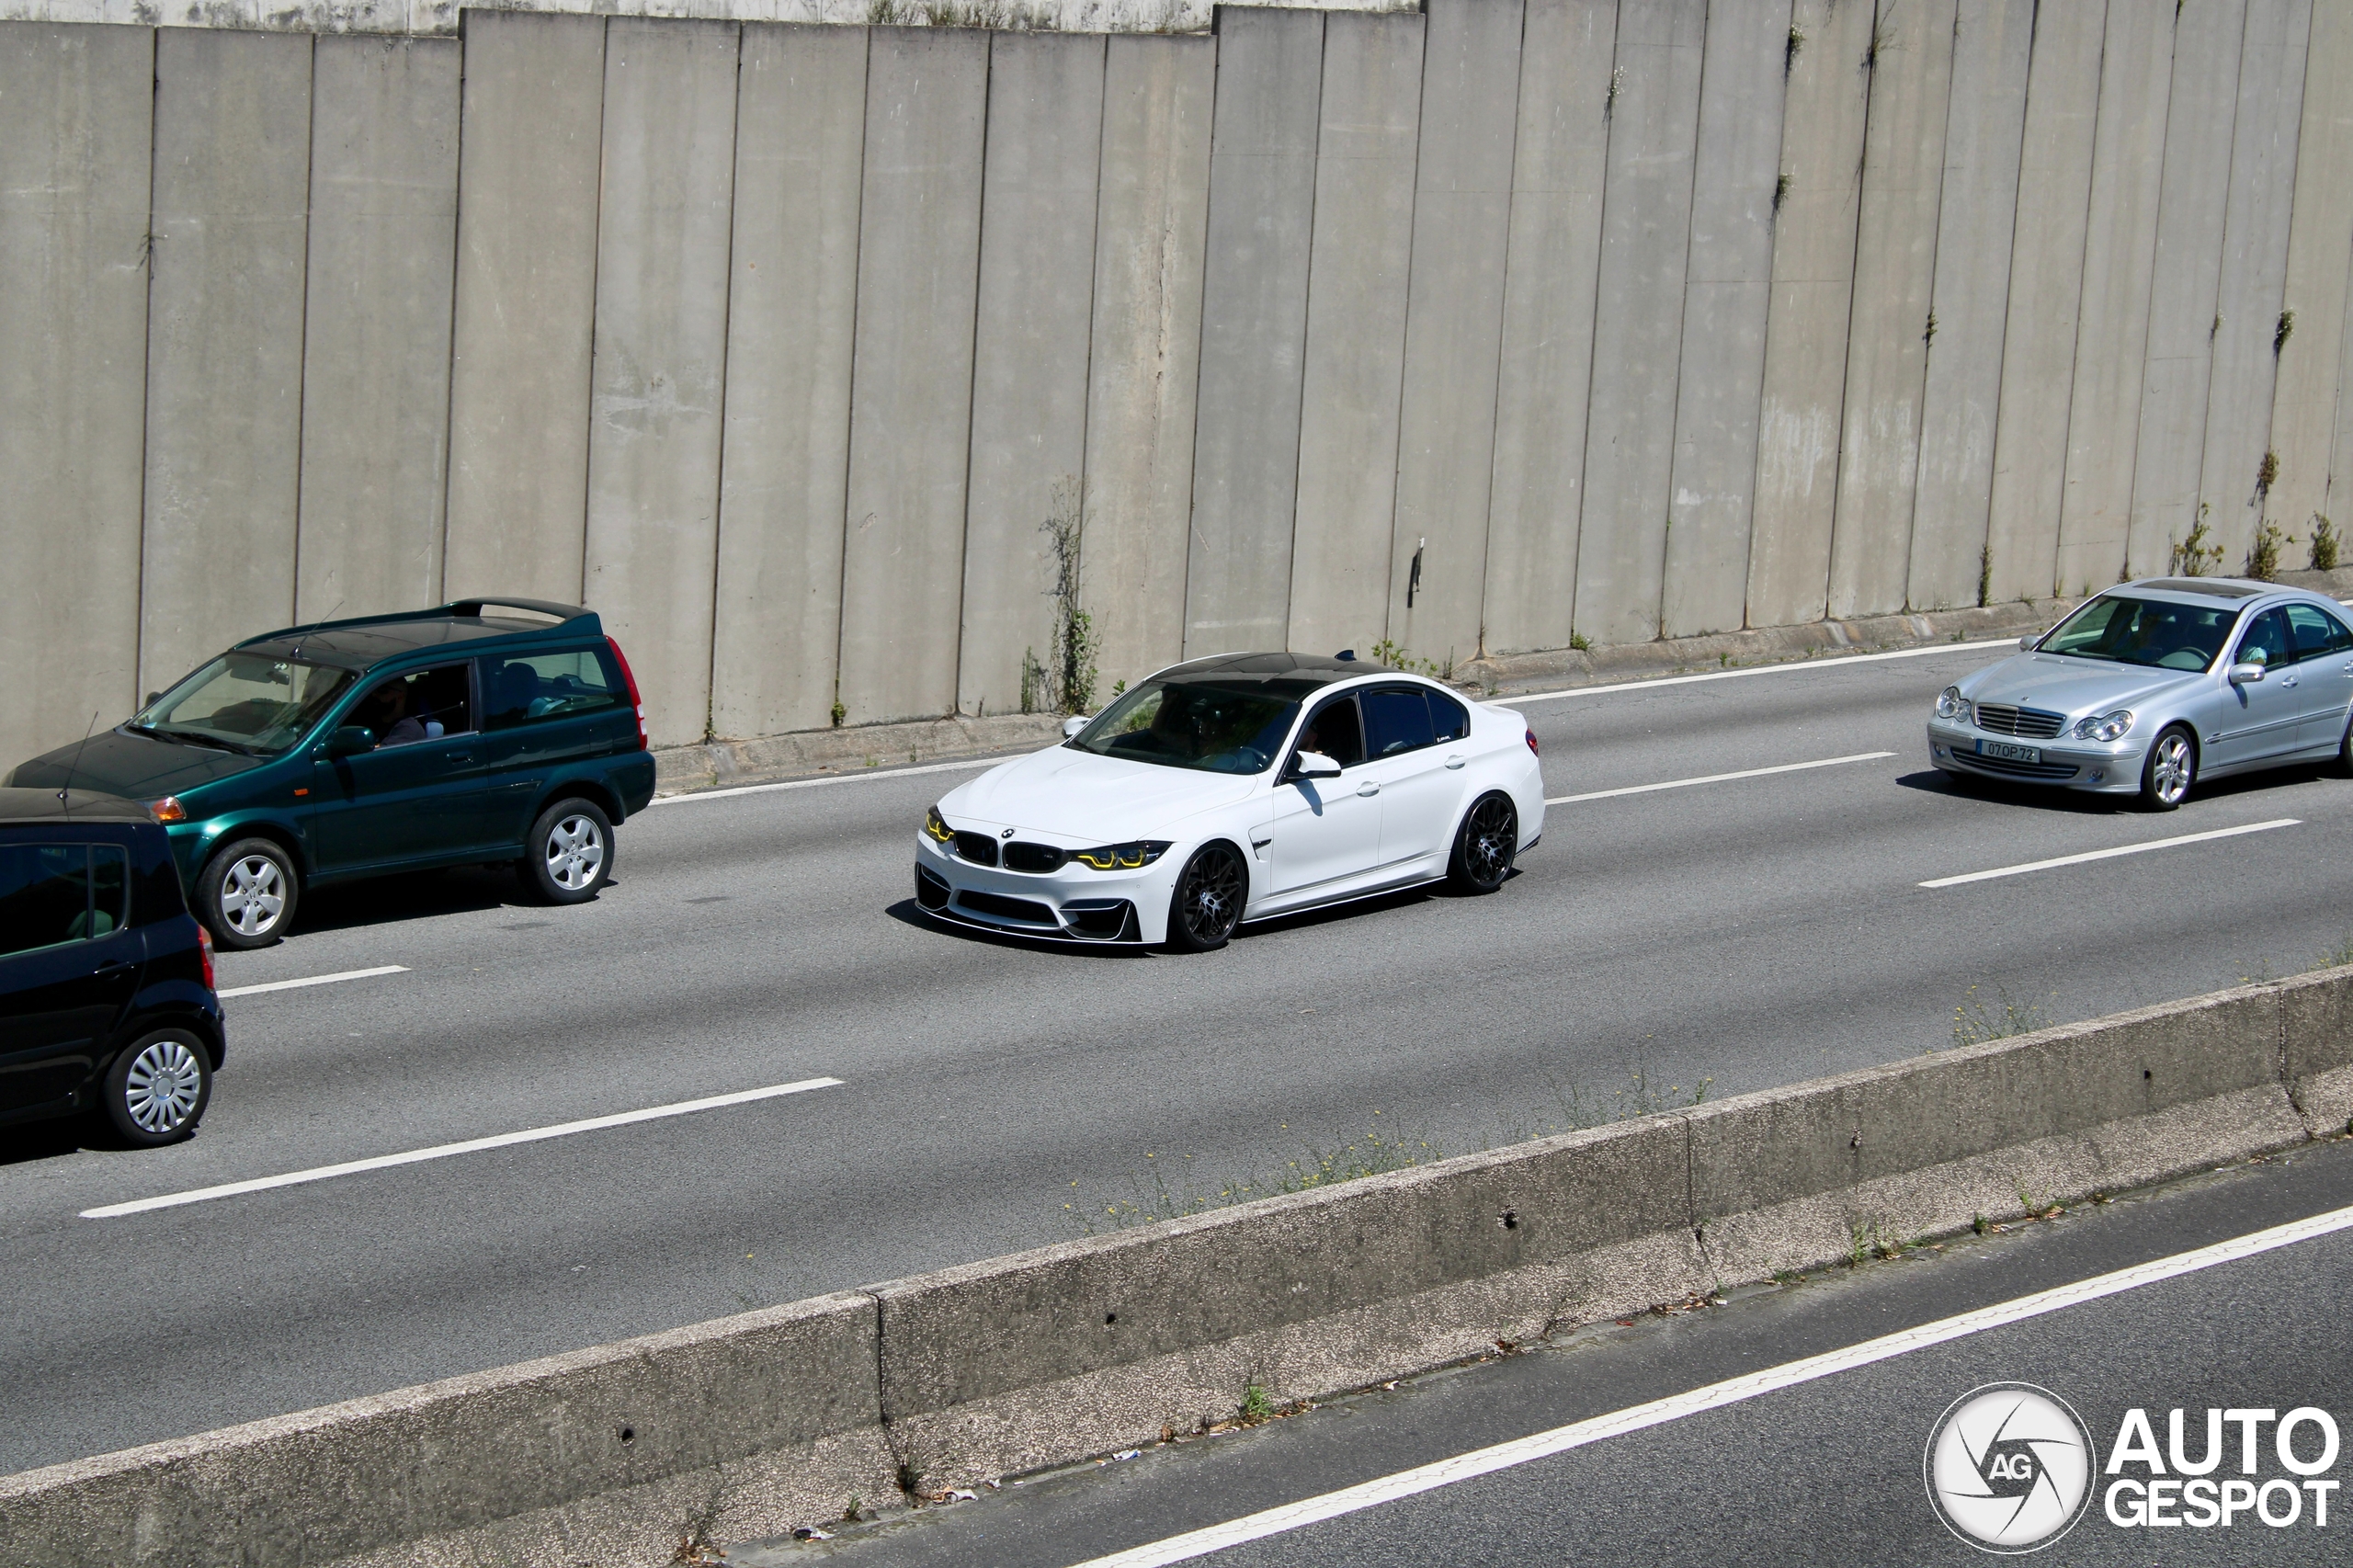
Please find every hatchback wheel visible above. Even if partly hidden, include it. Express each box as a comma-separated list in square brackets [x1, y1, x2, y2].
[2140, 725, 2196, 812]
[1447, 793, 1518, 893]
[521, 799, 613, 903]
[1166, 843, 1245, 952]
[103, 1028, 211, 1146]
[199, 837, 300, 949]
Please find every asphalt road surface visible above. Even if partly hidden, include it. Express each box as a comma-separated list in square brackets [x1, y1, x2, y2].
[10, 639, 2353, 1475]
[754, 1128, 2353, 1567]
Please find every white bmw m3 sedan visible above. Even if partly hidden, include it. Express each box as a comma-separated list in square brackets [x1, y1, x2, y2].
[914, 653, 1545, 951]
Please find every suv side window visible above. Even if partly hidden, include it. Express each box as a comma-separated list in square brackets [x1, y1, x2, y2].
[2286, 603, 2353, 664]
[0, 845, 126, 957]
[356, 663, 475, 748]
[1363, 687, 1439, 756]
[483, 648, 623, 731]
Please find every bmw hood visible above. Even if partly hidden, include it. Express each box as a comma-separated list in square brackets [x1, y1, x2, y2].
[1960, 654, 2201, 719]
[941, 745, 1259, 842]
[7, 726, 270, 800]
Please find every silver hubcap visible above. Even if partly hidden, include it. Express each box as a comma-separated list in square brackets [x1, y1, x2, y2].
[125, 1040, 202, 1133]
[2152, 735, 2192, 803]
[544, 815, 606, 890]
[220, 855, 286, 936]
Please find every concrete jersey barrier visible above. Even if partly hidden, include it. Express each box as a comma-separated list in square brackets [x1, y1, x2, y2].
[6, 968, 2352, 1566]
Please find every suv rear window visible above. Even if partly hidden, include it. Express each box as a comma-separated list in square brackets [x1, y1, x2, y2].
[0, 844, 128, 957]
[483, 649, 623, 731]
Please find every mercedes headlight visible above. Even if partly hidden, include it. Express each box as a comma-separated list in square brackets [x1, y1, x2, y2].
[1070, 840, 1173, 871]
[2071, 710, 2134, 743]
[924, 805, 955, 844]
[1935, 686, 1972, 722]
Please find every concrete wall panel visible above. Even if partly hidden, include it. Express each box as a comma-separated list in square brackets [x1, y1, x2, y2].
[2266, 0, 2353, 541]
[580, 18, 740, 749]
[443, 12, 607, 608]
[1825, 0, 1956, 619]
[2126, 0, 2246, 576]
[1184, 6, 1323, 657]
[837, 28, 989, 722]
[1745, 0, 1875, 629]
[711, 23, 868, 741]
[2052, 0, 2175, 592]
[1285, 11, 1423, 663]
[1081, 35, 1214, 692]
[2197, 0, 2309, 573]
[1386, 0, 1522, 665]
[1981, 0, 2102, 604]
[1659, 0, 1790, 638]
[140, 28, 313, 696]
[0, 22, 152, 764]
[1572, 0, 1703, 648]
[294, 36, 461, 625]
[1483, 0, 1616, 655]
[957, 32, 1108, 717]
[1904, 0, 2029, 612]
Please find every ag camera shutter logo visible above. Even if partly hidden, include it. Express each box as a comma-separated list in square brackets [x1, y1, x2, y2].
[1925, 1383, 2097, 1552]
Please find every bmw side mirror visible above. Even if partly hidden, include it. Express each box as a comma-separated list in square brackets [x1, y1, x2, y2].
[321, 725, 376, 758]
[2228, 661, 2266, 685]
[1062, 715, 1089, 739]
[1289, 750, 1343, 780]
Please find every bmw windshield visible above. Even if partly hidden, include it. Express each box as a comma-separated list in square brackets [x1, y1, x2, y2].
[128, 653, 358, 756]
[1067, 678, 1309, 775]
[2036, 596, 2243, 673]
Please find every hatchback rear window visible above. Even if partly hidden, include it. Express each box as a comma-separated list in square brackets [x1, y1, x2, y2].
[483, 649, 623, 730]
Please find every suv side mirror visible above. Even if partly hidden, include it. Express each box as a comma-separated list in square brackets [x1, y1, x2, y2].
[1062, 715, 1089, 739]
[1288, 750, 1343, 780]
[2228, 661, 2266, 685]
[321, 725, 376, 758]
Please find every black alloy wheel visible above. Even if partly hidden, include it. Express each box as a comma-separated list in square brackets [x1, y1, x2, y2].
[1447, 793, 1518, 893]
[1167, 843, 1246, 952]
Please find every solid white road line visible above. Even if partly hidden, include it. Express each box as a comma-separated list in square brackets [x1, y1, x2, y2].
[1070, 1199, 2353, 1568]
[81, 1077, 845, 1219]
[652, 756, 1003, 806]
[1546, 751, 1895, 806]
[216, 964, 409, 999]
[1918, 818, 2301, 889]
[1492, 637, 2022, 708]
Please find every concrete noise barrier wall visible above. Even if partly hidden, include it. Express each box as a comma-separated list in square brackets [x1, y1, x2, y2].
[7, 967, 2353, 1567]
[8, 1, 2353, 774]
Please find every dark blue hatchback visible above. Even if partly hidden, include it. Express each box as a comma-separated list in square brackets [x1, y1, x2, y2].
[7, 599, 657, 949]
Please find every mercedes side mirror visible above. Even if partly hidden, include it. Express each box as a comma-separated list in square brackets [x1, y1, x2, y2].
[2228, 661, 2266, 685]
[2018, 633, 2040, 651]
[321, 725, 376, 758]
[1061, 715, 1089, 738]
[1289, 750, 1343, 780]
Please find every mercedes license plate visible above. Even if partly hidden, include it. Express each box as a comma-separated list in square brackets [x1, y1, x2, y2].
[1977, 739, 2040, 765]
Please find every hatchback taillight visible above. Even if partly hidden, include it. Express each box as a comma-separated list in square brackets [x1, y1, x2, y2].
[1525, 727, 1540, 757]
[197, 923, 216, 992]
[607, 635, 648, 751]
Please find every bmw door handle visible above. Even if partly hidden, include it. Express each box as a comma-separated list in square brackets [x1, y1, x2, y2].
[1444, 755, 1466, 770]
[1357, 781, 1381, 798]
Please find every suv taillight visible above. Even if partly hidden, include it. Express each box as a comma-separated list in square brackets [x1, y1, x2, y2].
[607, 635, 647, 751]
[197, 923, 216, 991]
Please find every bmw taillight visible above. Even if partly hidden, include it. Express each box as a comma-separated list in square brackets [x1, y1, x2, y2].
[197, 923, 216, 992]
[607, 635, 648, 751]
[1525, 727, 1540, 757]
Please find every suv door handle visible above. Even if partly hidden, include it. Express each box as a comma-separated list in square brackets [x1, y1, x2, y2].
[94, 957, 132, 972]
[1357, 781, 1381, 798]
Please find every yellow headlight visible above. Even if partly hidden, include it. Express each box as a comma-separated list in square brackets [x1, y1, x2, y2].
[924, 806, 955, 843]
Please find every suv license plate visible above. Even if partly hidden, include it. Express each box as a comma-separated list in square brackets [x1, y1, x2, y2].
[1977, 739, 2041, 765]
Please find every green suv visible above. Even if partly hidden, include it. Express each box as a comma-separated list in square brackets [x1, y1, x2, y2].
[7, 599, 657, 949]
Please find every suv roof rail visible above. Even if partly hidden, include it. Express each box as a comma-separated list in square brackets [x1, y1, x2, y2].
[241, 597, 598, 648]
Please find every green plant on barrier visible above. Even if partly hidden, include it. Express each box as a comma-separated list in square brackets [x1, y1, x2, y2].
[2276, 308, 2295, 357]
[2310, 514, 2339, 572]
[2255, 449, 2280, 500]
[1785, 22, 1805, 73]
[1977, 545, 1993, 608]
[1951, 984, 2052, 1050]
[2313, 932, 2353, 971]
[830, 698, 847, 728]
[1569, 631, 1594, 653]
[1020, 479, 1099, 717]
[1773, 171, 1792, 213]
[1238, 1384, 1277, 1425]
[1369, 639, 1443, 678]
[2247, 518, 2286, 580]
[2170, 508, 2222, 576]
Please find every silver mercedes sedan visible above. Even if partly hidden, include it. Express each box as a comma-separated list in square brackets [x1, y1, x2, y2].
[1926, 577, 2353, 810]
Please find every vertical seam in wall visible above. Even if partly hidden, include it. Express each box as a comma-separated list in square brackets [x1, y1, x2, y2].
[1819, 0, 1884, 623]
[2187, 0, 2255, 532]
[1892, 0, 1953, 611]
[436, 28, 468, 602]
[1566, 4, 1627, 644]
[1279, 13, 1326, 650]
[2111, 7, 2177, 579]
[2044, 0, 2110, 597]
[950, 30, 995, 717]
[703, 23, 745, 745]
[1365, 11, 1420, 652]
[1176, 21, 1227, 658]
[1469, 0, 1529, 661]
[2256, 0, 2318, 532]
[1736, 0, 1798, 631]
[579, 17, 612, 608]
[1907, 0, 1986, 613]
[1070, 36, 1108, 642]
[132, 27, 160, 703]
[1657, 0, 1711, 642]
[288, 34, 318, 624]
[831, 26, 873, 723]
